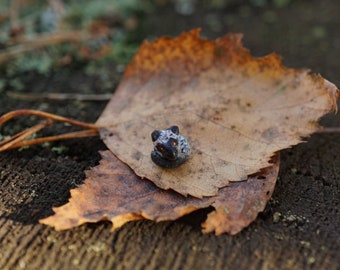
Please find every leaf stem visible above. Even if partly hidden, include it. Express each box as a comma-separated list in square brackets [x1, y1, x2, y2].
[0, 109, 101, 152]
[0, 121, 50, 151]
[0, 129, 99, 151]
[0, 109, 101, 130]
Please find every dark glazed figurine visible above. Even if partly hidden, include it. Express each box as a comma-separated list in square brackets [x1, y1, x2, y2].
[151, 125, 191, 168]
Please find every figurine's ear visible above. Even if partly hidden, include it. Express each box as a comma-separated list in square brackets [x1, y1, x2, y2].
[151, 130, 161, 142]
[169, 125, 179, 135]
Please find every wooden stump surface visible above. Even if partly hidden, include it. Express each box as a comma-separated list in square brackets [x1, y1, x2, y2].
[0, 1, 339, 269]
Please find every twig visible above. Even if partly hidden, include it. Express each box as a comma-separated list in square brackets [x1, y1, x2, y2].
[0, 129, 99, 151]
[0, 121, 51, 151]
[0, 31, 93, 63]
[7, 92, 112, 101]
[0, 109, 101, 152]
[0, 109, 100, 130]
[317, 127, 340, 133]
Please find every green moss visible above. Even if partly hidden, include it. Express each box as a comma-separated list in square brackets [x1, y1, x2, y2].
[0, 0, 153, 92]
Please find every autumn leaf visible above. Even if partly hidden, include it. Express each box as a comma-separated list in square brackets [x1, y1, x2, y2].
[202, 155, 279, 235]
[97, 29, 338, 197]
[40, 150, 279, 235]
[40, 150, 215, 231]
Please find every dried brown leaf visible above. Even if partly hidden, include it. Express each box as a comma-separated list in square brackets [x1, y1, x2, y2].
[40, 151, 214, 231]
[40, 151, 279, 235]
[202, 155, 279, 235]
[97, 29, 338, 197]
